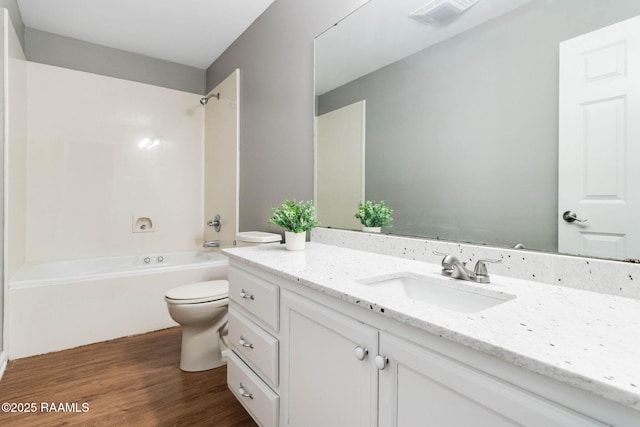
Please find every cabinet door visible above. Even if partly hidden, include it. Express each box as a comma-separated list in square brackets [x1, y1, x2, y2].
[378, 333, 606, 427]
[282, 292, 378, 427]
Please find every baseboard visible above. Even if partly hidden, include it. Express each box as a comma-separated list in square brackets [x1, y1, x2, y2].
[0, 351, 7, 380]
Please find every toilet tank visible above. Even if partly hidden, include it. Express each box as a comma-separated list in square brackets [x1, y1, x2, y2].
[235, 231, 282, 247]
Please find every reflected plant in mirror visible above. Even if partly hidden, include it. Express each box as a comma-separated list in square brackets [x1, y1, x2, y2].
[314, 0, 640, 262]
[355, 200, 393, 232]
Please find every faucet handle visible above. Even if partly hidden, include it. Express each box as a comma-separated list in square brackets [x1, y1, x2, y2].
[432, 251, 465, 265]
[433, 251, 463, 275]
[473, 258, 502, 276]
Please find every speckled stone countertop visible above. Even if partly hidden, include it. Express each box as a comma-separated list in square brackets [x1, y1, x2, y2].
[223, 242, 640, 411]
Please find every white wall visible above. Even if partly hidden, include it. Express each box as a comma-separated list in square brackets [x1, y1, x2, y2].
[2, 6, 26, 371]
[6, 11, 26, 278]
[25, 62, 205, 262]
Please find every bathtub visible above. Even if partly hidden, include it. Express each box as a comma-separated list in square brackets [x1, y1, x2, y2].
[8, 251, 228, 359]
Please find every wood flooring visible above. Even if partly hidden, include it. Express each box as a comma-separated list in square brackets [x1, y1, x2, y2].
[0, 327, 257, 426]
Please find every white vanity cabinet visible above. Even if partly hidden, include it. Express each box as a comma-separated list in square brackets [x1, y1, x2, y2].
[226, 266, 281, 426]
[226, 260, 635, 427]
[281, 291, 605, 427]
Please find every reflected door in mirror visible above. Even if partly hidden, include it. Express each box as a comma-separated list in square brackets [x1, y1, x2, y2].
[315, 100, 366, 230]
[558, 15, 640, 259]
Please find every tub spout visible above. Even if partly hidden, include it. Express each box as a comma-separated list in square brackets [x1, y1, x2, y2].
[203, 240, 220, 248]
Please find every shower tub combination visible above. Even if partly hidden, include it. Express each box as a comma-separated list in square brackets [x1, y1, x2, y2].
[8, 251, 228, 359]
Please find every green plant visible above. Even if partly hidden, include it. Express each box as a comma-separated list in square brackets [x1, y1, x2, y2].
[269, 199, 319, 233]
[355, 200, 393, 228]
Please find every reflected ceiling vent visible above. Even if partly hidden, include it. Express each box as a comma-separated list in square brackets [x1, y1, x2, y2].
[410, 0, 480, 25]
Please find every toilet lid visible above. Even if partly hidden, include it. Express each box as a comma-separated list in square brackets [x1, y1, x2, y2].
[165, 280, 228, 302]
[236, 231, 282, 243]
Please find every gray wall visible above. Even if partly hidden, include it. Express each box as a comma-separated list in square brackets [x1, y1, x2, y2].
[25, 28, 205, 94]
[2, 2, 203, 94]
[317, 0, 640, 252]
[206, 0, 367, 233]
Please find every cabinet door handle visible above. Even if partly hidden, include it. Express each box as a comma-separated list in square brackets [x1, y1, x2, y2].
[354, 346, 368, 361]
[239, 336, 254, 349]
[375, 354, 389, 370]
[238, 383, 254, 399]
[239, 289, 255, 300]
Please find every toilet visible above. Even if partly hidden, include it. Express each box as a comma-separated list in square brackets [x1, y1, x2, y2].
[165, 280, 229, 372]
[165, 231, 281, 372]
[235, 231, 282, 247]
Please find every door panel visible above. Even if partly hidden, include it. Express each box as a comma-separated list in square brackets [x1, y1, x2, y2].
[315, 100, 366, 230]
[283, 292, 377, 427]
[559, 15, 640, 259]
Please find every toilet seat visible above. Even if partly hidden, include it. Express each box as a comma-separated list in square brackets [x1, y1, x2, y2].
[165, 280, 229, 304]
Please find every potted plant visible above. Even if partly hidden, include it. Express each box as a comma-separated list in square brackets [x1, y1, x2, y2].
[269, 199, 319, 250]
[355, 200, 393, 233]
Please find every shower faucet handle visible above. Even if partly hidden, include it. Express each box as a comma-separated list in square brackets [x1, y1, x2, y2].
[207, 214, 222, 232]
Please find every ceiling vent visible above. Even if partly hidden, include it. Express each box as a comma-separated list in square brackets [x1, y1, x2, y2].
[410, 0, 479, 25]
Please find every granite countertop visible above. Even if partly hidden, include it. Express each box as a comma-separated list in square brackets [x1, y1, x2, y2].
[222, 242, 640, 411]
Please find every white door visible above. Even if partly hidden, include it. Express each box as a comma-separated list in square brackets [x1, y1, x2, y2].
[315, 100, 366, 230]
[204, 69, 239, 249]
[558, 16, 640, 259]
[282, 291, 378, 427]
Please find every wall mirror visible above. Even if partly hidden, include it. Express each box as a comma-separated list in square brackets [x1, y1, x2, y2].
[314, 0, 640, 262]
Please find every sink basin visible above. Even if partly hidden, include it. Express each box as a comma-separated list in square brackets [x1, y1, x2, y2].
[358, 273, 515, 313]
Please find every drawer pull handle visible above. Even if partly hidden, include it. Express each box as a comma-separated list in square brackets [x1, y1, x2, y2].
[239, 336, 254, 349]
[238, 383, 254, 399]
[240, 289, 255, 300]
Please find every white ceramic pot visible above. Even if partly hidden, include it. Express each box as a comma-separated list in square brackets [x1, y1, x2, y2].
[285, 231, 306, 251]
[362, 226, 382, 233]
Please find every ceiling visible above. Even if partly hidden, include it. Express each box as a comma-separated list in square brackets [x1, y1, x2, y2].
[315, 0, 532, 95]
[16, 0, 276, 69]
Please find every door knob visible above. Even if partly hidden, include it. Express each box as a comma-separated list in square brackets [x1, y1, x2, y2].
[354, 346, 368, 361]
[374, 354, 389, 370]
[562, 210, 587, 223]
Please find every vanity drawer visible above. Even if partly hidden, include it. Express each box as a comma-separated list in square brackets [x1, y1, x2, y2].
[229, 307, 279, 386]
[228, 350, 279, 427]
[229, 267, 279, 331]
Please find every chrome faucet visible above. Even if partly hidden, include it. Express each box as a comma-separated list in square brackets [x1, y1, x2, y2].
[203, 240, 220, 248]
[433, 252, 501, 284]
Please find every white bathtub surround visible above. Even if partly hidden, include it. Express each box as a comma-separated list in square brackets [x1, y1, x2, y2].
[223, 243, 640, 415]
[205, 69, 240, 249]
[24, 62, 205, 263]
[5, 13, 27, 279]
[8, 251, 228, 359]
[311, 228, 640, 300]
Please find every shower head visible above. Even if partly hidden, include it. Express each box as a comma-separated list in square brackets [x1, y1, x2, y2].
[200, 93, 220, 105]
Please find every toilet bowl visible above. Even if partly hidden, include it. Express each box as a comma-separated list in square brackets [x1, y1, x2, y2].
[165, 280, 229, 372]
